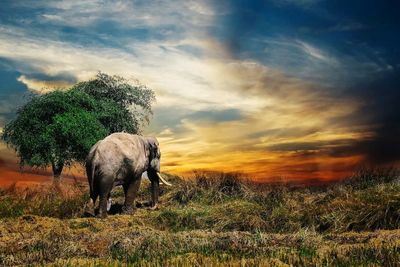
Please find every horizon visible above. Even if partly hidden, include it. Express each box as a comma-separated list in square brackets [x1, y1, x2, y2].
[1, 0, 400, 183]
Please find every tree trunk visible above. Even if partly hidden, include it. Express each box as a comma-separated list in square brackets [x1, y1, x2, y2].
[52, 161, 64, 182]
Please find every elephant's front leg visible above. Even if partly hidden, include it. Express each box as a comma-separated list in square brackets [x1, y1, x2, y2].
[122, 177, 141, 214]
[98, 195, 108, 218]
[150, 179, 159, 210]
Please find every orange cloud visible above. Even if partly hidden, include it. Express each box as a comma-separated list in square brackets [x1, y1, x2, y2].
[149, 60, 373, 182]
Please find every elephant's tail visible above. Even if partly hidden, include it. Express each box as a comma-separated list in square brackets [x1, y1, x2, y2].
[87, 153, 98, 201]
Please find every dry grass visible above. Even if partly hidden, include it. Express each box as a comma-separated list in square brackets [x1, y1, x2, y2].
[0, 182, 87, 219]
[1, 215, 399, 266]
[0, 168, 400, 266]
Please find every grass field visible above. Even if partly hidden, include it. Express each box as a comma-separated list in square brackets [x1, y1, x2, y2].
[0, 168, 399, 266]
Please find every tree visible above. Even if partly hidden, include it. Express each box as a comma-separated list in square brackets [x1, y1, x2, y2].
[2, 90, 107, 179]
[2, 73, 156, 180]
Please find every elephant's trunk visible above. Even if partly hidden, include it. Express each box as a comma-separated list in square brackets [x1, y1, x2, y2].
[157, 172, 172, 186]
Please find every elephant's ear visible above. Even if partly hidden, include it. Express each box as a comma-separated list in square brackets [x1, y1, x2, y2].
[145, 147, 150, 159]
[146, 138, 157, 159]
[144, 141, 151, 158]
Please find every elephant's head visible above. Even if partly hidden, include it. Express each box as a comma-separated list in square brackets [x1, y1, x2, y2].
[145, 137, 172, 186]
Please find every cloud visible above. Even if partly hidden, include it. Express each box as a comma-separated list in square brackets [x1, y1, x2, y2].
[188, 109, 244, 122]
[17, 75, 72, 94]
[0, 21, 368, 181]
[346, 73, 400, 165]
[23, 0, 216, 33]
[1, 0, 399, 183]
[145, 59, 367, 181]
[296, 40, 337, 64]
[0, 25, 267, 112]
[260, 36, 395, 89]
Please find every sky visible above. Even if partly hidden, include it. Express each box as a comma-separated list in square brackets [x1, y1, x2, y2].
[0, 0, 399, 183]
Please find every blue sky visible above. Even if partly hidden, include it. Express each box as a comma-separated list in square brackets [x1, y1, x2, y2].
[0, 0, 399, 181]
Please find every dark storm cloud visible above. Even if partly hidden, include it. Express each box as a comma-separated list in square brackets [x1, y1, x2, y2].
[265, 67, 400, 165]
[266, 71, 400, 164]
[345, 71, 400, 164]
[211, 0, 400, 166]
[265, 138, 356, 153]
[212, 0, 399, 83]
[266, 141, 328, 152]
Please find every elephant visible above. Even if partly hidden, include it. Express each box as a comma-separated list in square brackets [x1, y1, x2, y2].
[85, 132, 172, 218]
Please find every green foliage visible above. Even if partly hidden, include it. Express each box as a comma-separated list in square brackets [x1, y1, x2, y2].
[50, 110, 108, 162]
[2, 90, 98, 168]
[72, 72, 156, 133]
[94, 98, 138, 133]
[2, 90, 109, 172]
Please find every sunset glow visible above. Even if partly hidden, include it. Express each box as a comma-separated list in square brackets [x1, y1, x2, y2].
[1, 1, 399, 184]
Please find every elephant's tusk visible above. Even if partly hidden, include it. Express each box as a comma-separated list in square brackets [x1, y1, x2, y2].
[157, 172, 172, 186]
[107, 197, 112, 212]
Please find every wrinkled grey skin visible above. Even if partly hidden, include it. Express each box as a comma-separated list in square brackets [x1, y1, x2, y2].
[85, 133, 164, 218]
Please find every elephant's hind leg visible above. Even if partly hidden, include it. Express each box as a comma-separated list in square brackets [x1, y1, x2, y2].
[98, 177, 113, 218]
[85, 164, 98, 216]
[122, 177, 141, 214]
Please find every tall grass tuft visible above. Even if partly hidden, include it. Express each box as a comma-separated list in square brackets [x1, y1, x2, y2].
[0, 182, 87, 218]
[162, 168, 400, 233]
[343, 166, 399, 189]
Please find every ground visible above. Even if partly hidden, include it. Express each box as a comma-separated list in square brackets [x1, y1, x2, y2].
[0, 169, 399, 266]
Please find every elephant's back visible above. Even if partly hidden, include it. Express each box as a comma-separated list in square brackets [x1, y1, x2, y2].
[97, 133, 141, 156]
[92, 133, 145, 174]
